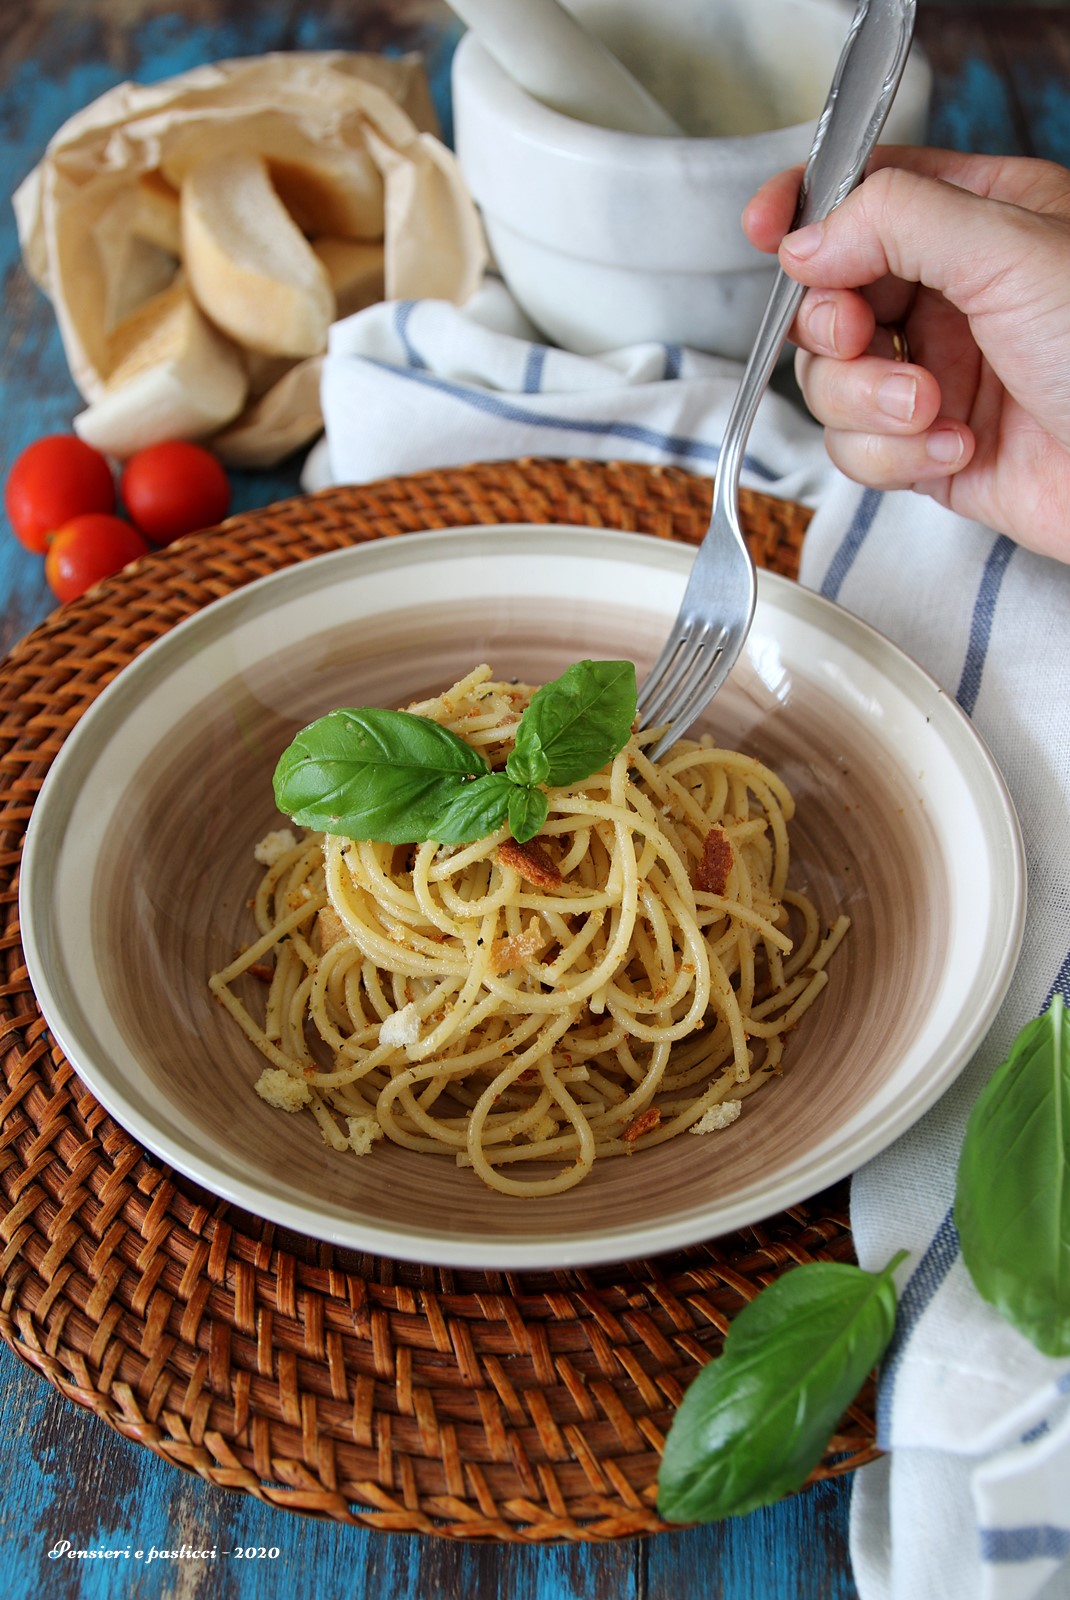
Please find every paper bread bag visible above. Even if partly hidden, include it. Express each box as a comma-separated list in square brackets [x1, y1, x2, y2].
[14, 52, 487, 465]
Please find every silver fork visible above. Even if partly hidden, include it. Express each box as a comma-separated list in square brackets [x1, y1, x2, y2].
[637, 0, 918, 762]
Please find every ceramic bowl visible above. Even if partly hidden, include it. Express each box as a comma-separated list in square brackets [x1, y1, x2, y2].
[20, 526, 1023, 1269]
[451, 0, 932, 358]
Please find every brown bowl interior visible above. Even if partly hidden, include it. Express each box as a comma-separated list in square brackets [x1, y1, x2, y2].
[93, 582, 944, 1259]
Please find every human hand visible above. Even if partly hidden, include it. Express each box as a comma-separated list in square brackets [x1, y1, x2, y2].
[742, 147, 1070, 561]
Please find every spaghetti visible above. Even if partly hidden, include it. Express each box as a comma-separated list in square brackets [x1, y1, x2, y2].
[210, 665, 848, 1195]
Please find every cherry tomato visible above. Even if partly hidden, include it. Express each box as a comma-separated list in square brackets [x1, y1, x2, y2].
[5, 435, 116, 553]
[44, 514, 150, 603]
[120, 440, 231, 544]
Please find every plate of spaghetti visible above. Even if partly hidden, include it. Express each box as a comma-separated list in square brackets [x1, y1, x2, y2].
[20, 524, 1025, 1267]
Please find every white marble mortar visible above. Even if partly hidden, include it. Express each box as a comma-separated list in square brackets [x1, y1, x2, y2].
[452, 0, 932, 359]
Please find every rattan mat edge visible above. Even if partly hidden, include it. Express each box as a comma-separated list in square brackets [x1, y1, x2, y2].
[0, 459, 876, 1543]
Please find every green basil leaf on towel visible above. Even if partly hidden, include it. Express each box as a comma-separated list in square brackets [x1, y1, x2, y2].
[955, 994, 1070, 1357]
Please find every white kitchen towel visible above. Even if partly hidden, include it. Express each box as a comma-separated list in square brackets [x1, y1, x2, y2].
[311, 283, 1070, 1600]
[301, 277, 834, 503]
[798, 478, 1070, 1600]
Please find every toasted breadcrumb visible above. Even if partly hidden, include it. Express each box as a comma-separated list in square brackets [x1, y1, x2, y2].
[525, 1114, 557, 1143]
[489, 915, 546, 975]
[346, 1115, 384, 1156]
[255, 1067, 311, 1112]
[497, 837, 561, 889]
[694, 827, 733, 895]
[315, 905, 347, 952]
[622, 1106, 662, 1143]
[380, 1001, 422, 1048]
[254, 828, 298, 866]
[689, 1100, 742, 1134]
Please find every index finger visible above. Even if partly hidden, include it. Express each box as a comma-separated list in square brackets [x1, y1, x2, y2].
[865, 146, 1070, 216]
[742, 146, 1070, 254]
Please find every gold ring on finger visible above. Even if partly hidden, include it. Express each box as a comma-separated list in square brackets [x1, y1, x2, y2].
[886, 323, 911, 364]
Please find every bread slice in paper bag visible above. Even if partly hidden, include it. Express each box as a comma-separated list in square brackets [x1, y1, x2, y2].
[75, 278, 248, 456]
[14, 52, 487, 464]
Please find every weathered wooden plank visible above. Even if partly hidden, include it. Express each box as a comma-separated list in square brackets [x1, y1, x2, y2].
[990, 9, 1070, 160]
[645, 1481, 857, 1600]
[916, 5, 1070, 164]
[916, 6, 1027, 154]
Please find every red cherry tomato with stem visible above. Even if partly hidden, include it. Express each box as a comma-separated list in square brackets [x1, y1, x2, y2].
[44, 514, 150, 603]
[5, 435, 115, 552]
[120, 441, 231, 544]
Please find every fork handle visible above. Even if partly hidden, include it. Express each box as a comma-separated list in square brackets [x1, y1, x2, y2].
[714, 0, 918, 511]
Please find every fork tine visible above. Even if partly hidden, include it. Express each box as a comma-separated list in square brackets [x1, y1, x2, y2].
[635, 628, 689, 717]
[643, 641, 734, 762]
[637, 621, 728, 729]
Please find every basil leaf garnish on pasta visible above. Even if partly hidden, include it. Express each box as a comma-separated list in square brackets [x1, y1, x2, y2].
[273, 660, 636, 845]
[508, 658, 637, 787]
[507, 782, 550, 843]
[273, 706, 489, 843]
[657, 1252, 905, 1524]
[955, 994, 1070, 1356]
[427, 771, 513, 845]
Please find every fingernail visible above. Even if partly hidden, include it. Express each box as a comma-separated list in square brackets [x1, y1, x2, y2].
[808, 298, 837, 351]
[877, 372, 917, 423]
[784, 221, 825, 260]
[926, 428, 965, 466]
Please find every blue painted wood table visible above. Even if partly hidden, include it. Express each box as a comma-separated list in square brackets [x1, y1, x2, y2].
[1, 5, 1068, 1597]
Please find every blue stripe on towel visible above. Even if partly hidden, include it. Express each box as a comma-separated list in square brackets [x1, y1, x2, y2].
[522, 345, 547, 394]
[981, 1526, 1070, 1564]
[819, 487, 883, 600]
[362, 358, 782, 480]
[663, 343, 683, 379]
[956, 534, 1015, 715]
[875, 963, 1070, 1446]
[876, 1206, 961, 1445]
[393, 302, 428, 370]
[1044, 947, 1070, 1008]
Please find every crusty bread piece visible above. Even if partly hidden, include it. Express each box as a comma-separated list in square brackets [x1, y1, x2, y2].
[213, 356, 324, 469]
[233, 240, 384, 405]
[130, 170, 182, 255]
[311, 236, 385, 319]
[181, 150, 335, 358]
[268, 153, 384, 241]
[74, 278, 247, 456]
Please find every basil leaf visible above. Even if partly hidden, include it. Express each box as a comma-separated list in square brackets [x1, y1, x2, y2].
[507, 783, 549, 844]
[507, 659, 636, 787]
[955, 995, 1070, 1356]
[506, 737, 550, 788]
[273, 708, 487, 844]
[428, 772, 513, 844]
[657, 1252, 905, 1524]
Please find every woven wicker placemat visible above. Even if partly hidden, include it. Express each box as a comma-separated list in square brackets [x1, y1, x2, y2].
[0, 458, 877, 1542]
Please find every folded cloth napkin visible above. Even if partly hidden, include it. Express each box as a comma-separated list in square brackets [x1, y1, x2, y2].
[311, 283, 1070, 1600]
[301, 278, 833, 501]
[799, 481, 1070, 1600]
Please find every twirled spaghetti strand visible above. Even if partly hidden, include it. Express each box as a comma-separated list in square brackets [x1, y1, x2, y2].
[210, 667, 848, 1192]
